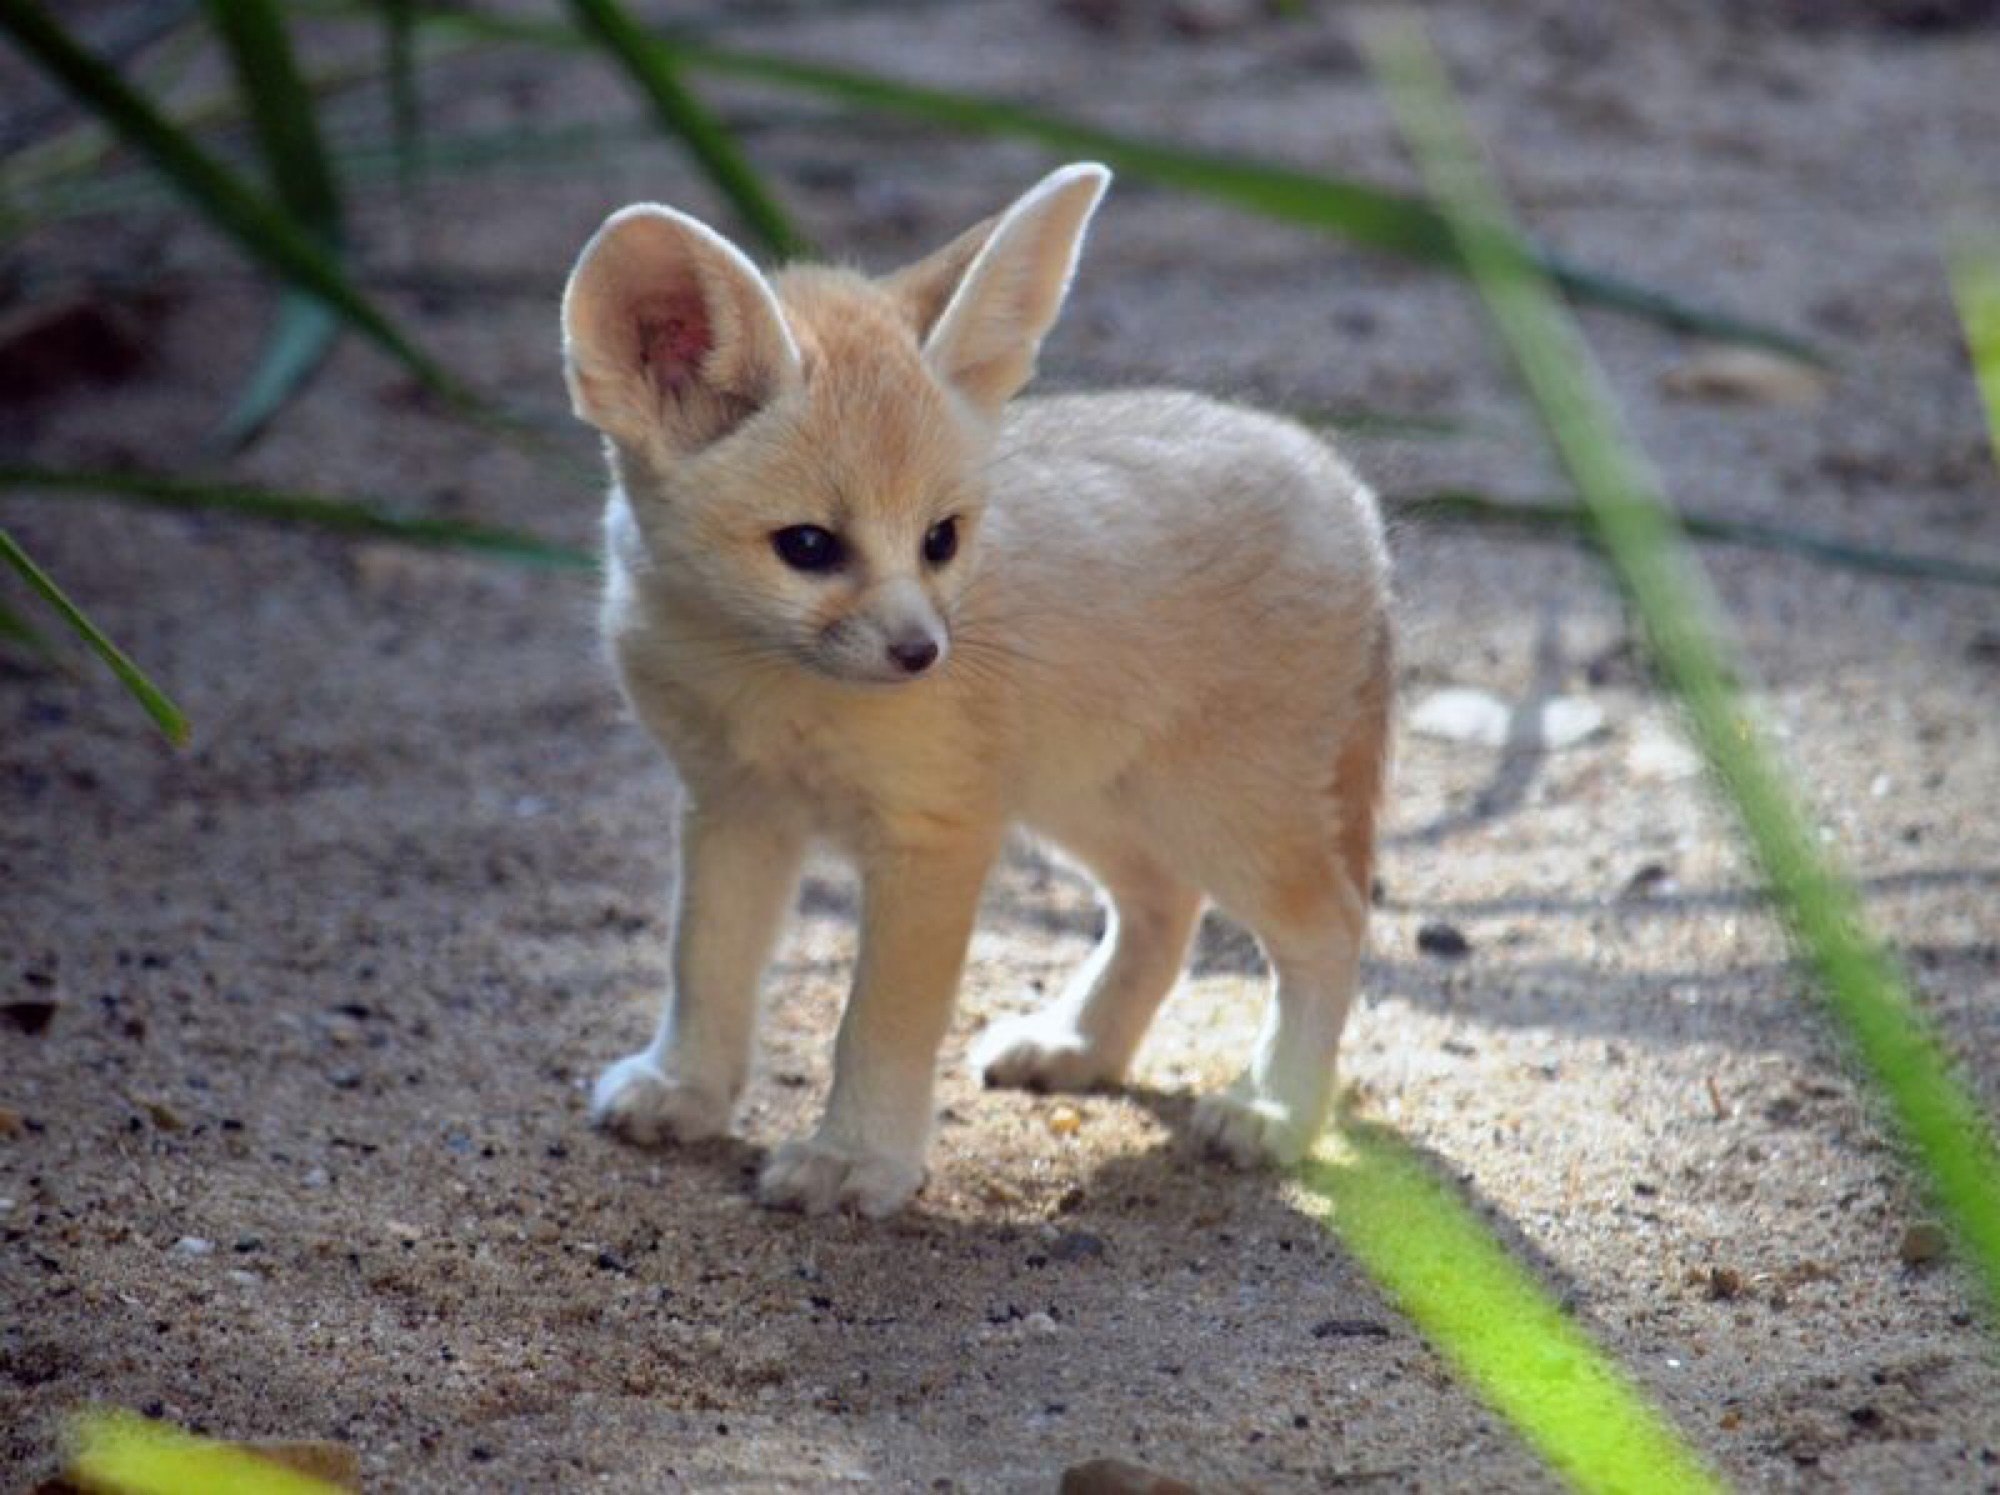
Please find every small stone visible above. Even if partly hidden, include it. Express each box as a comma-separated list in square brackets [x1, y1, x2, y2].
[1899, 1221, 1949, 1266]
[1661, 346, 1828, 407]
[1312, 1317, 1392, 1339]
[170, 1236, 214, 1257]
[384, 1219, 422, 1245]
[1408, 688, 1605, 752]
[1023, 1310, 1060, 1337]
[1047, 1104, 1083, 1137]
[1625, 723, 1705, 784]
[1704, 1266, 1745, 1301]
[0, 1106, 25, 1138]
[1049, 1230, 1107, 1263]
[140, 1098, 184, 1132]
[1415, 922, 1472, 960]
[1059, 1457, 1202, 1495]
[1, 996, 60, 1035]
[1619, 862, 1677, 900]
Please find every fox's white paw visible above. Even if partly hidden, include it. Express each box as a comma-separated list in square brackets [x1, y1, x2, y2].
[590, 1053, 731, 1146]
[972, 1013, 1120, 1093]
[1190, 1092, 1314, 1168]
[756, 1137, 924, 1218]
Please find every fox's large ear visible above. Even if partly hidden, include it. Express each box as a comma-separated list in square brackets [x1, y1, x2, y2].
[899, 163, 1110, 419]
[562, 205, 802, 456]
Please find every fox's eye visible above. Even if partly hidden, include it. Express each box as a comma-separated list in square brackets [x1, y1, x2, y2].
[922, 517, 959, 568]
[772, 525, 842, 573]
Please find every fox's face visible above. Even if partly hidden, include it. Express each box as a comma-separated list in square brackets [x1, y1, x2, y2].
[562, 166, 1109, 687]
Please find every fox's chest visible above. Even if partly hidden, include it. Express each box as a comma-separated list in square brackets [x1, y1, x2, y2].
[618, 636, 995, 842]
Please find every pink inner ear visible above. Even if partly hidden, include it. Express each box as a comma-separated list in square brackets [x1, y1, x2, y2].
[635, 291, 713, 392]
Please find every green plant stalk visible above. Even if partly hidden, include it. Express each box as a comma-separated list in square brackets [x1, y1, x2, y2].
[0, 0, 465, 408]
[202, 0, 349, 447]
[0, 465, 596, 571]
[201, 0, 342, 232]
[1367, 13, 2000, 1332]
[378, 2, 1818, 361]
[562, 0, 807, 259]
[1393, 489, 2000, 591]
[68, 1409, 345, 1495]
[0, 528, 188, 744]
[1945, 222, 2000, 472]
[1300, 1124, 1724, 1495]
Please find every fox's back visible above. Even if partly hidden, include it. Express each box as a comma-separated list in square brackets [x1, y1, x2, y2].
[961, 389, 1388, 825]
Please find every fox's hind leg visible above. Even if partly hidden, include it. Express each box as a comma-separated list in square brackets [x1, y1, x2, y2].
[1191, 637, 1388, 1165]
[1189, 869, 1366, 1166]
[973, 840, 1202, 1093]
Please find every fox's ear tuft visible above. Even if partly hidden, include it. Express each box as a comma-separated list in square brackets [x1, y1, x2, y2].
[562, 205, 801, 456]
[904, 163, 1110, 419]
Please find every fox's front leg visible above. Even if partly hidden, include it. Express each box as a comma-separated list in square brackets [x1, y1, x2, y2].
[592, 796, 806, 1145]
[759, 832, 997, 1217]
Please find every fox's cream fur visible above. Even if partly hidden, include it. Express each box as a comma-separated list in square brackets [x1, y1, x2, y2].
[562, 163, 1391, 1217]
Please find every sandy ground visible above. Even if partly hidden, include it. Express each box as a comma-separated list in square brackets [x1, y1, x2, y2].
[5, 2, 2000, 1490]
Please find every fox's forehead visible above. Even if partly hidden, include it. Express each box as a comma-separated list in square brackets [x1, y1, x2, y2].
[770, 268, 977, 519]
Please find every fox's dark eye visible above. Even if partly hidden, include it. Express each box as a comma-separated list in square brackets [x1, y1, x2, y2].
[772, 525, 842, 573]
[922, 516, 959, 568]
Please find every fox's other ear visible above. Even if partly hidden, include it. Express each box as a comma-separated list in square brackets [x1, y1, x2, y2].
[905, 163, 1110, 419]
[562, 204, 801, 456]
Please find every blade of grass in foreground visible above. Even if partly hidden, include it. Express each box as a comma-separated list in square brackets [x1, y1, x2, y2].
[203, 0, 347, 445]
[1945, 217, 2000, 471]
[0, 528, 188, 745]
[203, 0, 349, 447]
[1392, 489, 2000, 591]
[0, 0, 466, 412]
[67, 1410, 345, 1495]
[0, 464, 596, 571]
[562, 0, 806, 259]
[1365, 12, 2000, 1339]
[381, 3, 1817, 361]
[1299, 1123, 1724, 1495]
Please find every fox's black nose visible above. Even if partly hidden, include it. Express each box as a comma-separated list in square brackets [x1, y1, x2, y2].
[887, 638, 939, 675]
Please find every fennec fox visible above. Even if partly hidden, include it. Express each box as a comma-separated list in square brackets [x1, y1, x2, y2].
[563, 163, 1390, 1217]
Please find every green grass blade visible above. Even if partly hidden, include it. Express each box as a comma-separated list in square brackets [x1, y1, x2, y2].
[562, 0, 807, 259]
[68, 1409, 346, 1495]
[1945, 217, 2000, 471]
[1300, 1123, 1725, 1495]
[0, 528, 188, 744]
[201, 0, 342, 234]
[380, 4, 1816, 359]
[1365, 11, 2000, 1338]
[0, 0, 467, 408]
[1392, 488, 2000, 590]
[213, 290, 343, 450]
[379, 0, 423, 195]
[0, 464, 596, 571]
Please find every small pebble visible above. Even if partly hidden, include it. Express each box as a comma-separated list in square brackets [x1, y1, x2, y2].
[1415, 922, 1471, 960]
[1, 996, 60, 1035]
[0, 1106, 25, 1138]
[1049, 1230, 1107, 1263]
[171, 1236, 215, 1258]
[1899, 1222, 1949, 1266]
[1059, 1457, 1202, 1495]
[1312, 1317, 1392, 1339]
[1047, 1104, 1083, 1137]
[141, 1098, 184, 1132]
[1024, 1310, 1060, 1337]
